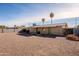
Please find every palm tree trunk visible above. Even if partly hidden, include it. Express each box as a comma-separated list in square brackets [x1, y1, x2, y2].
[51, 18, 52, 24]
[73, 18, 77, 35]
[42, 22, 44, 25]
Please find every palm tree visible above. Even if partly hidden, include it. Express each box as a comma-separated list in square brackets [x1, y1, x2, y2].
[42, 18, 45, 25]
[50, 12, 54, 24]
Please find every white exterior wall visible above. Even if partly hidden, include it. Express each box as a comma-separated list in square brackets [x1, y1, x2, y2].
[40, 28, 48, 34]
[29, 28, 36, 33]
[28, 26, 64, 35]
[50, 27, 64, 35]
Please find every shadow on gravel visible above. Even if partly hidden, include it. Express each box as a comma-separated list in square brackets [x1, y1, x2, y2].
[17, 29, 65, 38]
[35, 34, 56, 38]
[17, 33, 32, 37]
[30, 34, 65, 38]
[67, 39, 79, 41]
[17, 29, 32, 37]
[66, 37, 79, 41]
[17, 32, 65, 38]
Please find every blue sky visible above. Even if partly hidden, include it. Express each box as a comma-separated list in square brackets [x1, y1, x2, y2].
[0, 3, 79, 27]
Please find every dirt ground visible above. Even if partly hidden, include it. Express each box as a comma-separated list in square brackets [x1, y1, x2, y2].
[0, 32, 79, 56]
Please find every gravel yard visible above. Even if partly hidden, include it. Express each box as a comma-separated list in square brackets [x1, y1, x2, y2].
[0, 32, 79, 56]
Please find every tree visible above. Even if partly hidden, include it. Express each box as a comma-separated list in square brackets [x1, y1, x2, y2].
[0, 25, 6, 33]
[50, 12, 54, 24]
[33, 23, 37, 26]
[42, 18, 45, 25]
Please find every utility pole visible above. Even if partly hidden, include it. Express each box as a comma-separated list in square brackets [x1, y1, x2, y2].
[14, 25, 16, 32]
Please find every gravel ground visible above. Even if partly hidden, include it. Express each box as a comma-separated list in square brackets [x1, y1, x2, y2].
[0, 32, 79, 56]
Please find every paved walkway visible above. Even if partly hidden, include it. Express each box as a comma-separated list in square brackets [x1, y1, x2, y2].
[0, 32, 79, 56]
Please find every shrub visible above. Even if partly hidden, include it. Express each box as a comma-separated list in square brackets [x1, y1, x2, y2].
[66, 34, 79, 41]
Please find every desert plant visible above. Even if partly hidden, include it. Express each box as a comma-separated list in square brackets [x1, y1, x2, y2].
[66, 34, 79, 41]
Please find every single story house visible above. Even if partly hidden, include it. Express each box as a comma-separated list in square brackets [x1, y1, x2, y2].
[26, 23, 68, 36]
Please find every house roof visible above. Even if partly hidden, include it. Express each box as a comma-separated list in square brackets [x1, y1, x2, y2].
[28, 23, 68, 28]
